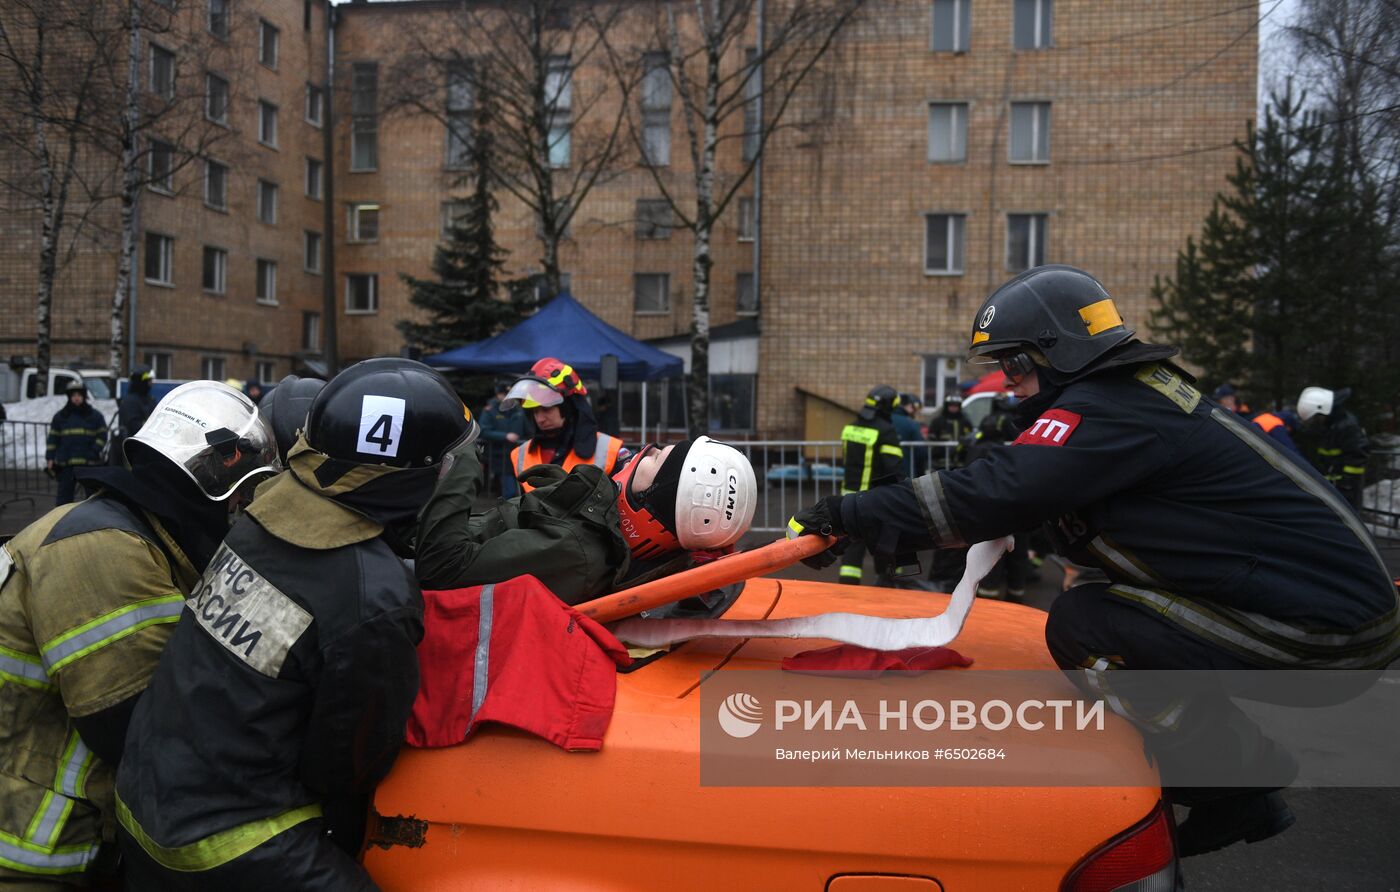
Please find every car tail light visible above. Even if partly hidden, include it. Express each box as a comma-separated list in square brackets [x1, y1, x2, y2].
[1061, 801, 1177, 892]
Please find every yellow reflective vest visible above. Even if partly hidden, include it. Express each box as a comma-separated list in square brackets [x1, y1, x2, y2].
[0, 497, 196, 879]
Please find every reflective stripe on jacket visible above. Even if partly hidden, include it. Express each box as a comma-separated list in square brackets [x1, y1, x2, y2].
[0, 497, 195, 878]
[511, 433, 624, 492]
[841, 417, 903, 495]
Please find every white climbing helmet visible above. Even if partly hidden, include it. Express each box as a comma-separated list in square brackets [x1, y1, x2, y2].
[673, 436, 757, 551]
[1296, 386, 1334, 423]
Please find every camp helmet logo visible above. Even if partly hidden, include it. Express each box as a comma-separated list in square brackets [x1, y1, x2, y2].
[717, 692, 764, 739]
[980, 306, 996, 329]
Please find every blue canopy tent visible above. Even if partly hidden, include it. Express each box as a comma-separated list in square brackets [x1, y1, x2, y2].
[425, 293, 685, 434]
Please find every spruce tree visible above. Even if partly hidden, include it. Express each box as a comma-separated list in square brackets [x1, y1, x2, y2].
[398, 93, 524, 354]
[1150, 86, 1391, 416]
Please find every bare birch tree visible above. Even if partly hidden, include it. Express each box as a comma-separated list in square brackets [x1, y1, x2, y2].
[606, 0, 864, 435]
[385, 0, 631, 301]
[0, 0, 116, 388]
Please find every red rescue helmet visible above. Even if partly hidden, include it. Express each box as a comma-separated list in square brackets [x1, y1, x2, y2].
[501, 356, 588, 410]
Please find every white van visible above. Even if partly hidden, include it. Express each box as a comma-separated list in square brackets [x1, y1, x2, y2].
[1, 367, 118, 403]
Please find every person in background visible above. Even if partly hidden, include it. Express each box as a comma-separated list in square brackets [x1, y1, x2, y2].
[1297, 386, 1369, 511]
[893, 392, 928, 478]
[965, 394, 1031, 600]
[925, 393, 972, 470]
[502, 358, 627, 491]
[1212, 383, 1250, 416]
[112, 364, 156, 465]
[479, 379, 526, 499]
[1, 382, 276, 888]
[258, 375, 327, 465]
[835, 386, 906, 586]
[1249, 407, 1302, 456]
[115, 359, 475, 891]
[243, 380, 265, 405]
[46, 383, 108, 505]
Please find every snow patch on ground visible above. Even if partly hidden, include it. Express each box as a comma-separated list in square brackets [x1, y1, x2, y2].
[2, 397, 118, 469]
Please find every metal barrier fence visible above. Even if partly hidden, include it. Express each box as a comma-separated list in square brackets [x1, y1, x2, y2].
[1363, 448, 1400, 541]
[0, 420, 58, 516]
[726, 440, 959, 533]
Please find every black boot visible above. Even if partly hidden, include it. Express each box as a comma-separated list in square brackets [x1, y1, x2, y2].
[1175, 790, 1295, 857]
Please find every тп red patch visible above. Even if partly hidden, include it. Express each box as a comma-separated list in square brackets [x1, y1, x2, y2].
[1013, 408, 1082, 446]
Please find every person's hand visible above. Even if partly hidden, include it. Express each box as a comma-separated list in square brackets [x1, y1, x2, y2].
[505, 432, 520, 443]
[46, 460, 55, 472]
[786, 495, 847, 569]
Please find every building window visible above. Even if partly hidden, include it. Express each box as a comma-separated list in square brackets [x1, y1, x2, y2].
[923, 213, 965, 275]
[635, 199, 673, 239]
[150, 43, 175, 100]
[258, 20, 279, 69]
[305, 157, 323, 199]
[742, 48, 760, 162]
[346, 274, 378, 314]
[304, 230, 322, 274]
[302, 312, 321, 351]
[202, 246, 227, 294]
[931, 0, 970, 52]
[148, 140, 174, 193]
[208, 0, 229, 40]
[204, 159, 228, 209]
[927, 102, 968, 163]
[1009, 101, 1050, 163]
[641, 52, 671, 166]
[348, 203, 379, 242]
[1006, 213, 1047, 272]
[256, 360, 275, 383]
[441, 199, 469, 237]
[256, 259, 278, 305]
[1014, 0, 1052, 50]
[710, 373, 756, 432]
[738, 196, 755, 241]
[634, 273, 670, 314]
[351, 62, 378, 171]
[201, 356, 226, 381]
[257, 180, 278, 224]
[306, 83, 324, 127]
[445, 63, 473, 169]
[921, 354, 964, 408]
[736, 272, 758, 315]
[145, 352, 173, 378]
[546, 56, 571, 168]
[258, 100, 278, 148]
[205, 72, 229, 123]
[144, 232, 173, 285]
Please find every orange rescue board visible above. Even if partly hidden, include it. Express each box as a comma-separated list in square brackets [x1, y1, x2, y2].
[576, 535, 835, 623]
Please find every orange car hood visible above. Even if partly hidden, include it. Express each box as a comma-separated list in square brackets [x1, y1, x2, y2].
[366, 580, 1159, 891]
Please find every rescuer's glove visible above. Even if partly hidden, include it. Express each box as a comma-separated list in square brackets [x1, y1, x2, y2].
[786, 495, 848, 569]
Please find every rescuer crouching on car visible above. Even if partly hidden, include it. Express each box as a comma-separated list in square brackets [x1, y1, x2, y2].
[415, 435, 757, 607]
[788, 265, 1399, 858]
[0, 382, 277, 888]
[114, 359, 477, 891]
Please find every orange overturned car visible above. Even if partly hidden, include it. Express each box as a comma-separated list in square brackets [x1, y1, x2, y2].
[362, 574, 1175, 891]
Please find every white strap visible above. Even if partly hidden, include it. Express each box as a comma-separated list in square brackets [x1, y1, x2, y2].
[611, 537, 1013, 650]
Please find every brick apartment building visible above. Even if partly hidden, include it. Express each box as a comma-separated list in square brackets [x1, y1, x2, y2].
[0, 0, 1256, 437]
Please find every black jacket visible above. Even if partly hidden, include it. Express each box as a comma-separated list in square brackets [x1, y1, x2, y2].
[46, 402, 107, 466]
[841, 414, 904, 494]
[115, 490, 423, 851]
[1307, 409, 1368, 491]
[839, 362, 1398, 661]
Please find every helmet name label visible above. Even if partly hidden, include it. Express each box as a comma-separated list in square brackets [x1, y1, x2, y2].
[357, 395, 406, 458]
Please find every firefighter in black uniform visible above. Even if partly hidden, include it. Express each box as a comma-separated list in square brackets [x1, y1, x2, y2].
[965, 395, 1031, 600]
[925, 393, 971, 469]
[114, 359, 477, 891]
[834, 386, 905, 585]
[1296, 386, 1369, 511]
[790, 265, 1398, 856]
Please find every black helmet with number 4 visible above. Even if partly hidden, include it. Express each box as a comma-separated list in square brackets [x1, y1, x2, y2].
[969, 265, 1138, 379]
[305, 358, 477, 468]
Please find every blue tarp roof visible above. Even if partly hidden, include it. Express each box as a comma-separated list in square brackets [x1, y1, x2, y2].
[424, 293, 684, 382]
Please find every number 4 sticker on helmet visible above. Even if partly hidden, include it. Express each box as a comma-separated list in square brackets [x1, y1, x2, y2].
[358, 395, 406, 457]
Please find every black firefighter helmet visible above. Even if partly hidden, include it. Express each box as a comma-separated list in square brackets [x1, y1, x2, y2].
[969, 265, 1136, 379]
[858, 385, 900, 421]
[305, 358, 477, 468]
